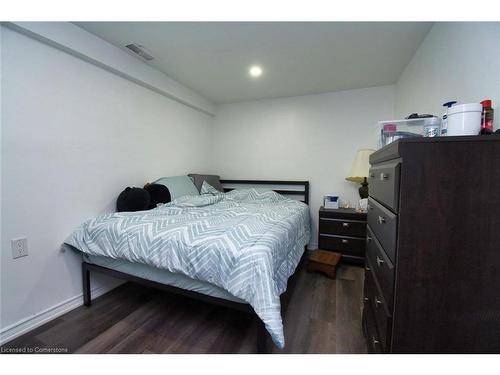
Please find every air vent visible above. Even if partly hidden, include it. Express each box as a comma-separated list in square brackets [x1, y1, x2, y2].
[125, 43, 154, 61]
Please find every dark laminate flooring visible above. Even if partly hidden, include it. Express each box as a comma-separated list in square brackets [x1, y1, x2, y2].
[2, 262, 366, 354]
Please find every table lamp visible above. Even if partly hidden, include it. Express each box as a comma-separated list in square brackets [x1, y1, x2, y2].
[345, 148, 375, 199]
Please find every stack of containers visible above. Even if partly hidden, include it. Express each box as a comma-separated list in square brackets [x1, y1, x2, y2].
[379, 100, 496, 147]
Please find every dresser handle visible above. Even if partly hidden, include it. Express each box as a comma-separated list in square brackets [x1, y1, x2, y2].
[342, 222, 350, 227]
[365, 265, 371, 271]
[372, 336, 380, 345]
[381, 173, 390, 181]
[378, 215, 386, 224]
[375, 296, 382, 307]
[376, 256, 384, 267]
[366, 236, 372, 242]
[341, 239, 349, 244]
[370, 172, 375, 178]
[364, 297, 369, 302]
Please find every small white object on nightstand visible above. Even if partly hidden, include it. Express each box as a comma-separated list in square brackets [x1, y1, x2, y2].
[324, 195, 339, 209]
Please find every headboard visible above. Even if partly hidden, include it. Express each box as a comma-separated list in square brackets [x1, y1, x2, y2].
[220, 180, 309, 205]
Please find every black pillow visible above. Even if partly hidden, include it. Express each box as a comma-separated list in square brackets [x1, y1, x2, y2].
[116, 187, 151, 212]
[144, 183, 171, 209]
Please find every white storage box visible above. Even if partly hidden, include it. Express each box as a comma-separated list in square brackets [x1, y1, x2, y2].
[324, 195, 339, 209]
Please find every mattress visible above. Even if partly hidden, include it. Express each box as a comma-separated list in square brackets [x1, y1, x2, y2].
[83, 253, 244, 303]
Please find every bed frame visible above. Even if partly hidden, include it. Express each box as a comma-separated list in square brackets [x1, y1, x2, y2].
[81, 180, 310, 353]
[220, 179, 309, 205]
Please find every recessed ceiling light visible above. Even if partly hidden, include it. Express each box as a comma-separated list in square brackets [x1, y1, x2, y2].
[249, 65, 263, 78]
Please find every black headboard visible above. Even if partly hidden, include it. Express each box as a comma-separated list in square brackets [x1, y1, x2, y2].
[220, 180, 309, 205]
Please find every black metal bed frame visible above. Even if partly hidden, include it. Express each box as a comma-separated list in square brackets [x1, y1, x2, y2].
[220, 179, 309, 205]
[81, 179, 310, 353]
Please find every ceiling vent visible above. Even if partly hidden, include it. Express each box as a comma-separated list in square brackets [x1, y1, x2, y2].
[125, 43, 154, 61]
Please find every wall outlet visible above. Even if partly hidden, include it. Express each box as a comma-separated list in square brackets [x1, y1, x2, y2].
[11, 237, 28, 259]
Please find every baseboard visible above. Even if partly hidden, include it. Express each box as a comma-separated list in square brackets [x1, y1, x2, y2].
[307, 242, 318, 250]
[0, 283, 120, 345]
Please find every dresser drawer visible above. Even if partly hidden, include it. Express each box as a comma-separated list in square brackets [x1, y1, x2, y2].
[363, 270, 383, 353]
[366, 226, 395, 305]
[367, 197, 397, 262]
[368, 160, 400, 213]
[364, 260, 391, 352]
[318, 234, 366, 257]
[319, 217, 367, 238]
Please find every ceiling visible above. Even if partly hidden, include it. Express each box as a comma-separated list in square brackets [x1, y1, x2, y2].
[75, 22, 432, 104]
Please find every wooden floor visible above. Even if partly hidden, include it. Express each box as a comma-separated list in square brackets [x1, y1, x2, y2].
[2, 262, 366, 354]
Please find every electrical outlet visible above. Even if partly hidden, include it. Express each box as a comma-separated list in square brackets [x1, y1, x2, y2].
[11, 237, 28, 259]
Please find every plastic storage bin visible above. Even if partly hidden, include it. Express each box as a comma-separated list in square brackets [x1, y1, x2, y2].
[378, 117, 441, 147]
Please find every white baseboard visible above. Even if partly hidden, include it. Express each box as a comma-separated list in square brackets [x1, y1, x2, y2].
[307, 242, 318, 250]
[0, 284, 119, 345]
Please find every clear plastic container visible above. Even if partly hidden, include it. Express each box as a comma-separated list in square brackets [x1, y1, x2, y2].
[379, 117, 441, 147]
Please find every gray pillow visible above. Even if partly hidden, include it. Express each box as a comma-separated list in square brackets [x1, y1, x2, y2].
[154, 175, 199, 200]
[188, 174, 224, 192]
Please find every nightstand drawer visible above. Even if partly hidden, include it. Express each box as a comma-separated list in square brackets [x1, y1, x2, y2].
[318, 207, 367, 262]
[366, 226, 394, 305]
[319, 217, 367, 237]
[318, 234, 366, 256]
[367, 197, 397, 262]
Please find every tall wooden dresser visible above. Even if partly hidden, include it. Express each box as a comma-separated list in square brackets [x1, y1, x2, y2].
[362, 135, 500, 353]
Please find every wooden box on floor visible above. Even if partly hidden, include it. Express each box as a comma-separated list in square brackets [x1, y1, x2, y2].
[307, 250, 341, 279]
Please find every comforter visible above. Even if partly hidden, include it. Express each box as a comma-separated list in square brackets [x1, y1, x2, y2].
[65, 188, 311, 348]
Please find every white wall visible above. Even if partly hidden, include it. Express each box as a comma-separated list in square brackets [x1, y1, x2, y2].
[210, 86, 395, 247]
[0, 27, 214, 340]
[8, 22, 215, 115]
[396, 22, 500, 131]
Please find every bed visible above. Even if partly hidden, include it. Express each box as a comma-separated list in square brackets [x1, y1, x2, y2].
[65, 180, 310, 352]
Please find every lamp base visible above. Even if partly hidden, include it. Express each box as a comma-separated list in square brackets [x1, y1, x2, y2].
[359, 178, 368, 199]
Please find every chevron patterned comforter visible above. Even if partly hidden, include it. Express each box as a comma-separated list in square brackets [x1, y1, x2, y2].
[65, 188, 310, 348]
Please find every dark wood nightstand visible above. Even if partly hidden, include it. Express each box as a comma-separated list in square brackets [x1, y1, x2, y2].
[318, 207, 367, 263]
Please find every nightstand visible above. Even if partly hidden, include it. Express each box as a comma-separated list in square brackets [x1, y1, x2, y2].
[318, 207, 367, 263]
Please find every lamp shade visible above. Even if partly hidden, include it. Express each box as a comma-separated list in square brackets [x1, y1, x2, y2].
[345, 148, 375, 183]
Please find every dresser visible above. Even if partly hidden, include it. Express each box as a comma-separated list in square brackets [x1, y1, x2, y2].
[362, 135, 500, 353]
[318, 207, 367, 263]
